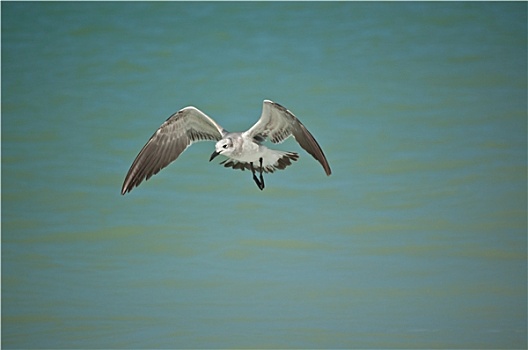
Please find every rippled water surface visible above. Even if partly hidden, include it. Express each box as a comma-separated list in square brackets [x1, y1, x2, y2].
[2, 2, 526, 348]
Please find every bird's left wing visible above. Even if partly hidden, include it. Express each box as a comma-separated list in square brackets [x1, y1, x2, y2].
[121, 106, 226, 194]
[243, 100, 331, 176]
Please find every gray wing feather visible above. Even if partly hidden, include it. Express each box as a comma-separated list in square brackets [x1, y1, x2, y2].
[121, 106, 226, 194]
[243, 100, 331, 176]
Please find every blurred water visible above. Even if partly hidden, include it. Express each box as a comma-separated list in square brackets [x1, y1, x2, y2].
[2, 2, 526, 349]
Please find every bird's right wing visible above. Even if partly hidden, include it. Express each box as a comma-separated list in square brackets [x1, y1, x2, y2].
[121, 106, 226, 194]
[244, 100, 331, 176]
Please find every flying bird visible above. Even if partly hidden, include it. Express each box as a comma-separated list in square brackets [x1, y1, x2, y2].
[121, 100, 331, 194]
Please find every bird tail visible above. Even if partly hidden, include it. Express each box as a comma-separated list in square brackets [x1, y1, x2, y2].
[219, 151, 299, 173]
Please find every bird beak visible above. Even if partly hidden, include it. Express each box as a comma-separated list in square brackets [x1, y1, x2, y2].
[209, 150, 220, 162]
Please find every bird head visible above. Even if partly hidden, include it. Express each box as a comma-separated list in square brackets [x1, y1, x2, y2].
[210, 138, 234, 161]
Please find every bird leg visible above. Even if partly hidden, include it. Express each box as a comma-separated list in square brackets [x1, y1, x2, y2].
[258, 157, 265, 189]
[250, 160, 265, 191]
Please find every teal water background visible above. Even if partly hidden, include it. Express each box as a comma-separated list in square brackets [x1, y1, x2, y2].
[2, 2, 526, 348]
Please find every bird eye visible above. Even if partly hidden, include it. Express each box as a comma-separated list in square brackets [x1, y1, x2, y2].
[222, 144, 228, 149]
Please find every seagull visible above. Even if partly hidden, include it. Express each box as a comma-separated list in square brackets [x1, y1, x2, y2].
[121, 100, 331, 194]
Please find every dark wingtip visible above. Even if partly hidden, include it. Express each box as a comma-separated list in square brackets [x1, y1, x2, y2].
[324, 164, 332, 176]
[121, 180, 134, 195]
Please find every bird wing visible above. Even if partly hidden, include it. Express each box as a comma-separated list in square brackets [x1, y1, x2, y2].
[121, 106, 226, 194]
[243, 100, 331, 176]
